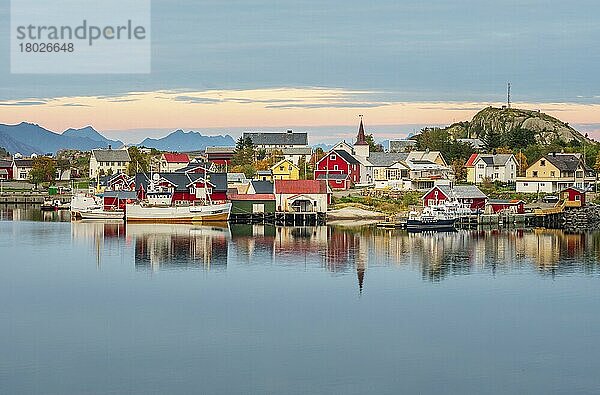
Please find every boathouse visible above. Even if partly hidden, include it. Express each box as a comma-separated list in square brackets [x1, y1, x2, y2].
[274, 180, 330, 213]
[103, 190, 138, 210]
[560, 186, 586, 207]
[486, 199, 525, 214]
[229, 193, 276, 214]
[422, 185, 488, 212]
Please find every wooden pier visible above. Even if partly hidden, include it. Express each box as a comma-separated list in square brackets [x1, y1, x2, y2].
[0, 193, 72, 204]
[229, 212, 327, 226]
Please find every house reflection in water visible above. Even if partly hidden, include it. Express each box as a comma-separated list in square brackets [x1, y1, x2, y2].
[130, 224, 230, 272]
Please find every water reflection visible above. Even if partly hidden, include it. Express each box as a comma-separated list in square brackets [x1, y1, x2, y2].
[66, 218, 600, 290]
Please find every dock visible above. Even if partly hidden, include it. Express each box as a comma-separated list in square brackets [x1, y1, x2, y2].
[229, 212, 327, 226]
[0, 192, 72, 204]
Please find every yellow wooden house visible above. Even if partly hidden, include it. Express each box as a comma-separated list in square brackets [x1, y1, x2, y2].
[271, 159, 300, 180]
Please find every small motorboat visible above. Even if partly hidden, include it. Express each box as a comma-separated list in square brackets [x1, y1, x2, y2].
[40, 199, 61, 211]
[407, 206, 456, 232]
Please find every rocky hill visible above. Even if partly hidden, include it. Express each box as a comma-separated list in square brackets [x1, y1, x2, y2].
[444, 107, 591, 145]
[139, 129, 235, 152]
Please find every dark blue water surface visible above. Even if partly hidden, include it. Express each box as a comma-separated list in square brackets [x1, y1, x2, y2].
[1, 206, 600, 394]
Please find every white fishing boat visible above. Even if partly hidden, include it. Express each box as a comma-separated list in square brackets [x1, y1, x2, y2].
[70, 193, 102, 218]
[125, 174, 231, 223]
[80, 208, 125, 220]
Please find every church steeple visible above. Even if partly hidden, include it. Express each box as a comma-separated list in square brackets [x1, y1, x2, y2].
[355, 115, 368, 146]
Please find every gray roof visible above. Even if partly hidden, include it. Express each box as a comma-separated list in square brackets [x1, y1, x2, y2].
[13, 159, 34, 167]
[477, 154, 514, 166]
[92, 149, 131, 162]
[367, 152, 408, 167]
[333, 149, 360, 164]
[227, 173, 247, 182]
[243, 131, 308, 146]
[436, 185, 488, 199]
[281, 147, 312, 155]
[457, 138, 483, 148]
[0, 159, 12, 167]
[134, 172, 228, 193]
[257, 170, 273, 175]
[251, 180, 275, 194]
[204, 146, 235, 154]
[544, 153, 587, 172]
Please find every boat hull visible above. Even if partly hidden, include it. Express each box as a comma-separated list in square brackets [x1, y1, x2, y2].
[80, 210, 125, 220]
[406, 218, 456, 232]
[125, 203, 231, 223]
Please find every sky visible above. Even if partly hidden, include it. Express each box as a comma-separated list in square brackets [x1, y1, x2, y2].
[1, 0, 600, 144]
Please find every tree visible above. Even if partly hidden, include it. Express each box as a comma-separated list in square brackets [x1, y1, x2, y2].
[515, 151, 529, 177]
[29, 157, 56, 186]
[232, 136, 255, 166]
[451, 159, 467, 181]
[595, 153, 600, 173]
[298, 155, 307, 179]
[127, 146, 150, 176]
[365, 134, 384, 152]
[481, 129, 504, 152]
[0, 146, 9, 158]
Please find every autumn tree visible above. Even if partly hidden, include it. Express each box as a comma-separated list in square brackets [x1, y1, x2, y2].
[515, 151, 529, 177]
[451, 159, 467, 181]
[29, 157, 56, 186]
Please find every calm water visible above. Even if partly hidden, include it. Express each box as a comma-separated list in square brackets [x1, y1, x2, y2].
[2, 206, 600, 394]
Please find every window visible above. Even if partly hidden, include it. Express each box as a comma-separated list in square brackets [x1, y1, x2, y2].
[189, 186, 196, 194]
[541, 160, 546, 166]
[550, 171, 555, 177]
[478, 164, 485, 169]
[279, 166, 284, 171]
[524, 183, 528, 186]
[575, 195, 581, 201]
[533, 171, 538, 177]
[330, 154, 336, 161]
[334, 165, 338, 170]
[336, 180, 342, 184]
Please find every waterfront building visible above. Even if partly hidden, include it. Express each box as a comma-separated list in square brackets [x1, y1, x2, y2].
[485, 199, 525, 214]
[229, 193, 276, 215]
[159, 153, 190, 172]
[89, 148, 131, 178]
[516, 153, 596, 193]
[422, 185, 488, 212]
[134, 172, 228, 203]
[274, 179, 330, 212]
[0, 159, 13, 179]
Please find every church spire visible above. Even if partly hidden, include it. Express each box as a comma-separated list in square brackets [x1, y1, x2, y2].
[355, 115, 368, 146]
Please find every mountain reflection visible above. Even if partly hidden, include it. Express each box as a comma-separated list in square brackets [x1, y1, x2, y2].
[69, 220, 600, 288]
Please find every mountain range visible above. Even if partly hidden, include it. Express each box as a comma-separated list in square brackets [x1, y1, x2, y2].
[138, 129, 235, 151]
[0, 123, 236, 155]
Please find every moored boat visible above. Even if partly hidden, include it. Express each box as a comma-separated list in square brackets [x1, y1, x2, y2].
[125, 174, 231, 223]
[407, 206, 456, 232]
[80, 208, 125, 220]
[70, 193, 103, 218]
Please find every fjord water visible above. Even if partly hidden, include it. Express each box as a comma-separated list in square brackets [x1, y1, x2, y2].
[1, 207, 600, 394]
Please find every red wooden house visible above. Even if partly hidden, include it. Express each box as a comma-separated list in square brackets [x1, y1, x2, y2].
[314, 150, 361, 187]
[486, 199, 525, 214]
[103, 190, 138, 210]
[560, 187, 586, 207]
[422, 185, 488, 212]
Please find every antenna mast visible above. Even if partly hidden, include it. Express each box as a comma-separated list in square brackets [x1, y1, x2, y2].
[507, 82, 511, 109]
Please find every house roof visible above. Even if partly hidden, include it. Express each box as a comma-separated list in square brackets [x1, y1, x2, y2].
[257, 170, 273, 176]
[229, 193, 275, 201]
[561, 186, 586, 193]
[367, 152, 408, 167]
[543, 153, 586, 172]
[465, 153, 479, 167]
[250, 180, 275, 194]
[281, 147, 312, 155]
[0, 169, 8, 175]
[13, 159, 34, 167]
[275, 180, 329, 194]
[175, 161, 212, 173]
[477, 154, 514, 166]
[162, 153, 190, 163]
[92, 149, 131, 162]
[316, 173, 349, 180]
[204, 146, 236, 154]
[406, 151, 445, 164]
[243, 131, 308, 146]
[333, 149, 360, 165]
[427, 185, 488, 200]
[103, 190, 138, 199]
[0, 159, 12, 168]
[488, 199, 524, 205]
[227, 173, 247, 182]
